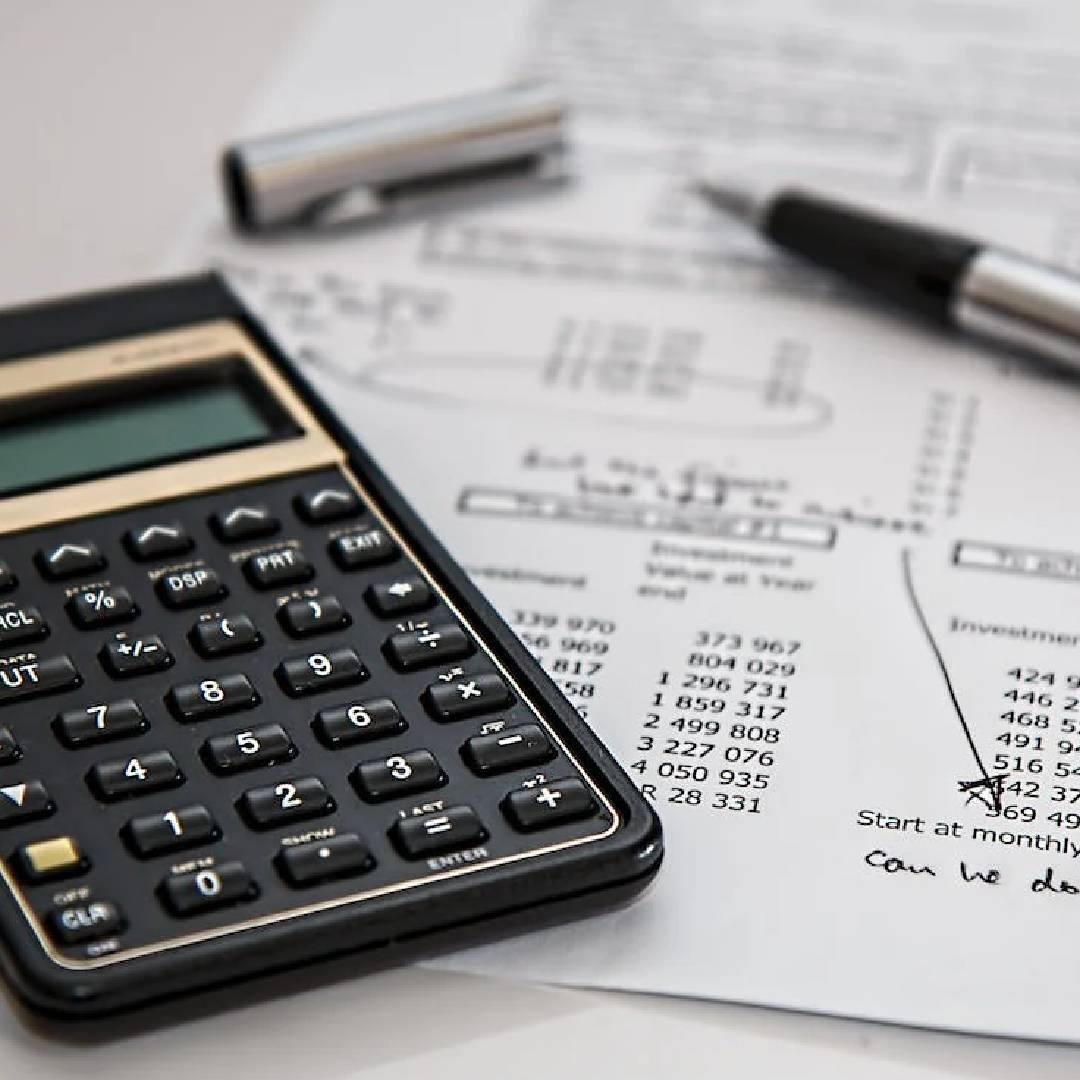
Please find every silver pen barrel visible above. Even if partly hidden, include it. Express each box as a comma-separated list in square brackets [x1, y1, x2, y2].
[222, 82, 568, 232]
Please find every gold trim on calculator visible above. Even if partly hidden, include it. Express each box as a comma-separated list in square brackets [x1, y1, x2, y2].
[0, 320, 620, 971]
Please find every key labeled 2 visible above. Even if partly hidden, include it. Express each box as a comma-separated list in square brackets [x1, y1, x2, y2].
[238, 776, 334, 828]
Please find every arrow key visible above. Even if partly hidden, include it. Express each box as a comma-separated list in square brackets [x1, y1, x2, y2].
[36, 541, 106, 581]
[0, 779, 54, 827]
[125, 522, 193, 562]
[211, 504, 279, 543]
[365, 576, 433, 618]
[294, 486, 360, 524]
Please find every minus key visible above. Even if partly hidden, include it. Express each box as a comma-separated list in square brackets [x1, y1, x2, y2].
[462, 723, 555, 776]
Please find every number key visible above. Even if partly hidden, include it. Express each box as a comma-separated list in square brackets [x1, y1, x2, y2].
[202, 723, 296, 774]
[313, 697, 406, 748]
[87, 751, 183, 802]
[276, 647, 367, 697]
[238, 777, 334, 829]
[54, 699, 148, 747]
[125, 804, 219, 858]
[167, 674, 259, 722]
[160, 862, 255, 916]
[351, 749, 445, 803]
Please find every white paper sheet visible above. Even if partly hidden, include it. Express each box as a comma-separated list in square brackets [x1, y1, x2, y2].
[170, 0, 1080, 1042]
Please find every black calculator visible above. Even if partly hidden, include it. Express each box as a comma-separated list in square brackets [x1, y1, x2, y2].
[0, 274, 662, 1018]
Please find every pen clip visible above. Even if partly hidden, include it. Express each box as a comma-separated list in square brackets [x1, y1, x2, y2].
[305, 145, 571, 229]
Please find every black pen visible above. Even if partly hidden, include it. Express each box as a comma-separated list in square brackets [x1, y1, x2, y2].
[697, 180, 1080, 371]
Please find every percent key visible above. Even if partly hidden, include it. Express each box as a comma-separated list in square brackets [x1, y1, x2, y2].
[68, 587, 137, 629]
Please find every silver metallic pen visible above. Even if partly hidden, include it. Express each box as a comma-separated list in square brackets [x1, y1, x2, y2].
[698, 179, 1080, 371]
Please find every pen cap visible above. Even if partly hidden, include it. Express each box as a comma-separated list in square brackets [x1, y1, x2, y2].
[222, 82, 568, 232]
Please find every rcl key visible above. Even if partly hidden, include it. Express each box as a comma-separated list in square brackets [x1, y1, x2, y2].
[0, 605, 47, 647]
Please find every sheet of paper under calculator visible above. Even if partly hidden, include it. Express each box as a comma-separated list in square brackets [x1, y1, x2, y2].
[171, 0, 1080, 1042]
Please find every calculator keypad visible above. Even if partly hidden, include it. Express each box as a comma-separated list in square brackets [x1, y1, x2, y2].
[0, 467, 613, 966]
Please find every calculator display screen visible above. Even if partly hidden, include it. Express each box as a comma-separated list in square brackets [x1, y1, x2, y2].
[0, 362, 299, 499]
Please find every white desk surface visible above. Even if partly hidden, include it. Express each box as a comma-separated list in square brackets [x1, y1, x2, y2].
[2, 4, 1080, 1076]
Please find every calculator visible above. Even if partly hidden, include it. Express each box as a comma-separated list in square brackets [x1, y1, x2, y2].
[0, 274, 662, 1018]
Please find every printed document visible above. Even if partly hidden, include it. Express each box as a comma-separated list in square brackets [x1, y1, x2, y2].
[172, 0, 1080, 1041]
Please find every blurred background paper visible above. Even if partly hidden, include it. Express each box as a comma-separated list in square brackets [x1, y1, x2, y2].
[170, 0, 1080, 1044]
